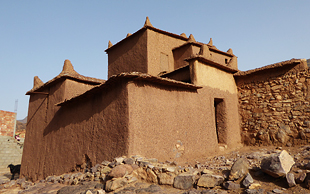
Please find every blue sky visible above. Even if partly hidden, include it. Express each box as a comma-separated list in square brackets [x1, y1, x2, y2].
[1, 1, 310, 120]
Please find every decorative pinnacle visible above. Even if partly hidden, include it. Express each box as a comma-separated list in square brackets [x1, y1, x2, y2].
[227, 48, 233, 54]
[33, 76, 43, 88]
[108, 41, 113, 49]
[180, 33, 187, 38]
[144, 16, 153, 27]
[188, 34, 196, 42]
[207, 38, 213, 46]
[126, 33, 132, 37]
[62, 59, 75, 73]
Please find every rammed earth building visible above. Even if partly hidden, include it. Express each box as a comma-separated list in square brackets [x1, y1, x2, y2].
[21, 17, 308, 181]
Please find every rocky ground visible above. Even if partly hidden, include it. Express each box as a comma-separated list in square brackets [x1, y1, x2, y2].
[2, 145, 310, 194]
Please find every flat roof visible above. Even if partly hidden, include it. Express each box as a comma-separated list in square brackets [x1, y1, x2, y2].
[56, 72, 202, 106]
[234, 58, 306, 77]
[105, 25, 234, 58]
[26, 71, 104, 95]
[185, 56, 238, 73]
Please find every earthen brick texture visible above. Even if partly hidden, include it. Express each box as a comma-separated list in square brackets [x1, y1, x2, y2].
[0, 110, 16, 137]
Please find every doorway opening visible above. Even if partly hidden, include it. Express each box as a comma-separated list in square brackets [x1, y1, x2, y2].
[214, 98, 227, 144]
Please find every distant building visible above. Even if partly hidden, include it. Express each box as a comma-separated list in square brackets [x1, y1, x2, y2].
[0, 110, 16, 137]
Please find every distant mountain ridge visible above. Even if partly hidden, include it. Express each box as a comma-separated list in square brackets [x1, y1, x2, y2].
[18, 117, 27, 124]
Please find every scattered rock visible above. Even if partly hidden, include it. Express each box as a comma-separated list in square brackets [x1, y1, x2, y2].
[135, 184, 162, 193]
[108, 164, 133, 178]
[100, 166, 112, 175]
[157, 172, 175, 185]
[242, 173, 254, 188]
[173, 174, 194, 190]
[57, 182, 98, 194]
[248, 183, 261, 190]
[201, 169, 214, 175]
[286, 173, 296, 187]
[114, 157, 125, 164]
[223, 181, 240, 190]
[229, 158, 249, 180]
[96, 189, 105, 194]
[105, 178, 127, 192]
[2, 148, 310, 194]
[146, 169, 158, 183]
[196, 174, 224, 188]
[272, 188, 283, 193]
[260, 150, 295, 178]
[295, 171, 307, 184]
[123, 158, 135, 165]
[305, 173, 310, 189]
[244, 189, 264, 194]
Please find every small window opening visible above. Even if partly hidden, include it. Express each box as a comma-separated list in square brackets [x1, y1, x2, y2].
[214, 98, 227, 144]
[160, 53, 169, 72]
[225, 58, 228, 64]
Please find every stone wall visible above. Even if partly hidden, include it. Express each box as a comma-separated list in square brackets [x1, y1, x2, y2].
[0, 136, 23, 171]
[0, 110, 16, 137]
[238, 69, 310, 146]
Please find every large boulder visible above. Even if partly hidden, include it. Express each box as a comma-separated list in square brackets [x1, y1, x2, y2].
[260, 150, 295, 178]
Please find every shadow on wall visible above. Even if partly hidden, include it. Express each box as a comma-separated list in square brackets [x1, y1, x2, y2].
[26, 97, 47, 128]
[43, 84, 120, 136]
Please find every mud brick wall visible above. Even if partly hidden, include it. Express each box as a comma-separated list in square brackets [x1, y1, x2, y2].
[238, 69, 310, 146]
[0, 110, 16, 137]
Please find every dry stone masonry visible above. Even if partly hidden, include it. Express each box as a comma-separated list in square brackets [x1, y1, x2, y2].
[238, 68, 310, 146]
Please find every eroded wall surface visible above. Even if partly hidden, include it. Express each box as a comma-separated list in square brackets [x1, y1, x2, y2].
[188, 60, 241, 148]
[21, 80, 129, 181]
[190, 60, 238, 94]
[0, 110, 16, 137]
[147, 29, 187, 75]
[107, 30, 148, 78]
[237, 68, 310, 146]
[63, 79, 98, 101]
[127, 80, 241, 165]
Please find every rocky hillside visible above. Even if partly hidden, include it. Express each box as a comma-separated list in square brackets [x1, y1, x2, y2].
[15, 117, 26, 138]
